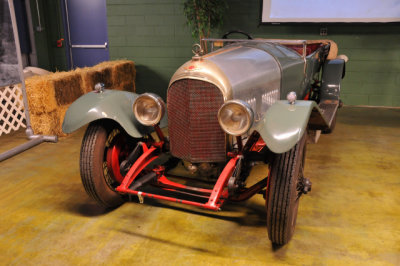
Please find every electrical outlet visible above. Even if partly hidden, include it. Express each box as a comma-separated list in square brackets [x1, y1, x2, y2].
[320, 27, 328, 36]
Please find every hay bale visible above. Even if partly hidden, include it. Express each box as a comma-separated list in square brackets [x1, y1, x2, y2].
[30, 110, 58, 135]
[26, 71, 84, 113]
[77, 60, 136, 93]
[25, 75, 58, 114]
[30, 106, 69, 137]
[27, 60, 136, 137]
[78, 64, 113, 94]
[117, 81, 135, 92]
[111, 60, 136, 90]
[55, 105, 69, 137]
[87, 60, 136, 92]
[52, 71, 83, 105]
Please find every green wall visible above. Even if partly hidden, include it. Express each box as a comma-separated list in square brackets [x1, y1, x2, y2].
[106, 0, 400, 106]
[30, 0, 67, 72]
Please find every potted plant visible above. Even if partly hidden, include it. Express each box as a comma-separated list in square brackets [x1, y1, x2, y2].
[183, 0, 227, 53]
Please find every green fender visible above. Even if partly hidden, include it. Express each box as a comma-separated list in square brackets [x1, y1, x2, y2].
[62, 90, 167, 137]
[255, 100, 328, 154]
[320, 59, 345, 101]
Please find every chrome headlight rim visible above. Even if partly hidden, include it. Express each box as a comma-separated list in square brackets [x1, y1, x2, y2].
[218, 100, 254, 136]
[133, 93, 165, 126]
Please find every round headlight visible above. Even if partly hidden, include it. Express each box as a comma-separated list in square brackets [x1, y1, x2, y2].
[133, 93, 165, 126]
[218, 100, 254, 136]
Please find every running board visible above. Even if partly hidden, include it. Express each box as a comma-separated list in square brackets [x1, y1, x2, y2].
[318, 100, 339, 128]
[308, 100, 339, 142]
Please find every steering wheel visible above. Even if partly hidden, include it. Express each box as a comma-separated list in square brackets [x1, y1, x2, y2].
[222, 30, 253, 40]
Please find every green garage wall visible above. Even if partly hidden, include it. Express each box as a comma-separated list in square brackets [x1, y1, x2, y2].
[106, 0, 400, 106]
[29, 0, 68, 72]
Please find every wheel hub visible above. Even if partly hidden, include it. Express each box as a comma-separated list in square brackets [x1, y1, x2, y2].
[297, 177, 312, 195]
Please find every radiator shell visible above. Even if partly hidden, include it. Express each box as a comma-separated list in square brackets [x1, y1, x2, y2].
[167, 79, 226, 162]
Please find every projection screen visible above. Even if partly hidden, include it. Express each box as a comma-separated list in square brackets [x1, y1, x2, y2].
[261, 0, 400, 23]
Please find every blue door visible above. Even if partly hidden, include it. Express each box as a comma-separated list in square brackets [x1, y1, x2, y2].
[64, 0, 109, 68]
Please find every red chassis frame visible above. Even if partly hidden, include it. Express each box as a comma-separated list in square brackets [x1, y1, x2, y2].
[113, 127, 270, 211]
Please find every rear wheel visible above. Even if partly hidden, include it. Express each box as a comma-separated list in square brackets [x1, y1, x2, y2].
[266, 133, 307, 245]
[80, 121, 137, 208]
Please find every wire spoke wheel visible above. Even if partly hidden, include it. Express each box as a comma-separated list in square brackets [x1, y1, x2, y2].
[266, 133, 307, 245]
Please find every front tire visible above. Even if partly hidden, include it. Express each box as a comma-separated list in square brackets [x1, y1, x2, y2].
[80, 121, 127, 208]
[266, 133, 307, 245]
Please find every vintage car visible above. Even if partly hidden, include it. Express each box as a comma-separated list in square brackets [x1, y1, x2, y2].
[62, 32, 346, 245]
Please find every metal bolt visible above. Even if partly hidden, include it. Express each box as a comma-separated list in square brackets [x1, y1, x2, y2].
[94, 83, 105, 93]
[302, 178, 312, 194]
[287, 91, 297, 104]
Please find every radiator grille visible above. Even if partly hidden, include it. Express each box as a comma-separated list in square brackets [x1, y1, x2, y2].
[167, 79, 226, 162]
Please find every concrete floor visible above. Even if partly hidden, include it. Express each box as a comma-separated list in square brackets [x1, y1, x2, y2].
[0, 106, 399, 265]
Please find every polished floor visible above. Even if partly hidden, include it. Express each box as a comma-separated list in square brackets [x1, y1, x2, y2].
[0, 107, 399, 265]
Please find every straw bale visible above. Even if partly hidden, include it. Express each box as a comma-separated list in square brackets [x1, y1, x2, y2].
[25, 60, 136, 137]
[75, 60, 136, 93]
[55, 105, 69, 137]
[30, 110, 58, 136]
[25, 75, 57, 114]
[117, 81, 135, 92]
[111, 60, 136, 89]
[93, 60, 119, 69]
[78, 65, 113, 94]
[30, 105, 69, 137]
[51, 71, 83, 106]
[87, 60, 136, 91]
[93, 60, 119, 74]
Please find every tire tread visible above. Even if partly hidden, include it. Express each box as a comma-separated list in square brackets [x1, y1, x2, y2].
[267, 134, 305, 245]
[80, 123, 124, 208]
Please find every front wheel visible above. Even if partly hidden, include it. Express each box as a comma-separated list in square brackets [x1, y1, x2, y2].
[80, 121, 138, 208]
[266, 133, 307, 245]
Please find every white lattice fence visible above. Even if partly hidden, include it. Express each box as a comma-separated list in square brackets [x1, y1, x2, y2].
[0, 85, 26, 136]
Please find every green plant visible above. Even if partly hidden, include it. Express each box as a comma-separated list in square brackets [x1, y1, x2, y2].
[183, 0, 227, 52]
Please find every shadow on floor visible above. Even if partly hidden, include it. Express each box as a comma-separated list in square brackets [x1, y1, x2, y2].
[71, 202, 116, 217]
[116, 229, 216, 254]
[66, 192, 267, 227]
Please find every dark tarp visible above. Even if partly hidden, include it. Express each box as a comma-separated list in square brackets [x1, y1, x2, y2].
[0, 0, 21, 86]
